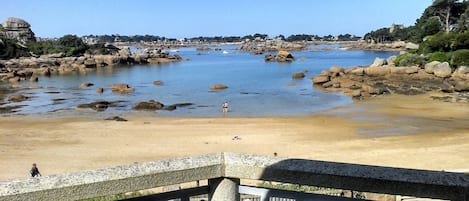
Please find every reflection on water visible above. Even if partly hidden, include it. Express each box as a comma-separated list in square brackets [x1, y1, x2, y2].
[1, 45, 397, 117]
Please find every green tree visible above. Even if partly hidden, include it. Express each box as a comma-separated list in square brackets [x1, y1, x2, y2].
[364, 28, 393, 43]
[392, 27, 410, 41]
[422, 17, 444, 36]
[58, 35, 89, 56]
[456, 3, 469, 31]
[432, 0, 465, 32]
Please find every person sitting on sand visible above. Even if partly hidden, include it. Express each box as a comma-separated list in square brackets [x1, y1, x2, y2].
[30, 163, 41, 177]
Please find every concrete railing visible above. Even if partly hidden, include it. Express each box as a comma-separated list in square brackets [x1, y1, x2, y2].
[0, 152, 468, 201]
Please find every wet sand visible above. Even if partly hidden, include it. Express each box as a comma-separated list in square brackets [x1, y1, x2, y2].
[0, 92, 468, 180]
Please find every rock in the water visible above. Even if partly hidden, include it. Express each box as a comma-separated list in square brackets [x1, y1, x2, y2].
[112, 83, 134, 93]
[210, 84, 228, 90]
[29, 76, 38, 82]
[264, 52, 295, 62]
[292, 72, 305, 79]
[163, 103, 193, 111]
[132, 100, 164, 110]
[96, 88, 104, 93]
[153, 80, 164, 85]
[8, 94, 28, 102]
[312, 75, 330, 84]
[80, 82, 94, 88]
[77, 101, 111, 111]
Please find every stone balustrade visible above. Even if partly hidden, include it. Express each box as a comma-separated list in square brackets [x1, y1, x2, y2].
[0, 152, 468, 201]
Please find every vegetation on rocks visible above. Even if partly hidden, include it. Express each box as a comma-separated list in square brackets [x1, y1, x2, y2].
[27, 35, 115, 57]
[365, 0, 469, 69]
[2, 33, 122, 59]
[365, 0, 469, 44]
[451, 49, 469, 66]
[0, 38, 31, 59]
[394, 53, 425, 67]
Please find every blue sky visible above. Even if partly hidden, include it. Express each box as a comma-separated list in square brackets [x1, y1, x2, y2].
[1, 0, 432, 38]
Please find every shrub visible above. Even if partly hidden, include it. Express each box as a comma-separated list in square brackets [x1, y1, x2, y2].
[419, 32, 456, 53]
[451, 49, 469, 67]
[395, 53, 425, 66]
[454, 32, 469, 50]
[394, 53, 408, 66]
[27, 41, 61, 55]
[428, 52, 449, 62]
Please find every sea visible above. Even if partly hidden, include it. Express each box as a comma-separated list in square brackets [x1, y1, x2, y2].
[1, 44, 397, 118]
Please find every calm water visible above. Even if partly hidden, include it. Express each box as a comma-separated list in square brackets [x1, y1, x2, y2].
[2, 44, 397, 118]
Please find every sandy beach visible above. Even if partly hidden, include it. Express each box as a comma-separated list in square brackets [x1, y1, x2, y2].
[1, 92, 468, 180]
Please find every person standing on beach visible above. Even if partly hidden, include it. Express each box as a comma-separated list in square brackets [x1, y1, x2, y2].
[222, 101, 229, 113]
[30, 163, 41, 177]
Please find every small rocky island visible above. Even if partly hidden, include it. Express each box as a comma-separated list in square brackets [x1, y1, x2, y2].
[240, 38, 307, 54]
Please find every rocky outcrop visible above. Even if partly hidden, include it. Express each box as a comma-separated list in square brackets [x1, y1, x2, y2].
[452, 66, 469, 80]
[425, 61, 452, 78]
[240, 39, 307, 53]
[311, 57, 469, 102]
[292, 72, 305, 79]
[0, 17, 35, 42]
[370, 58, 387, 67]
[0, 47, 184, 84]
[265, 51, 295, 62]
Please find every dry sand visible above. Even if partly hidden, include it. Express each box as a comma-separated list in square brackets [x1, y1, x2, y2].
[1, 92, 468, 180]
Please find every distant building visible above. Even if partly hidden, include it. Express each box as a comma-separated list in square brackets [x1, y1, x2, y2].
[0, 17, 36, 42]
[82, 36, 97, 45]
[390, 23, 405, 33]
[114, 35, 121, 42]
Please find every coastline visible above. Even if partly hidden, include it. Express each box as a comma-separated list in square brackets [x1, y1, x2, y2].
[1, 92, 468, 180]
